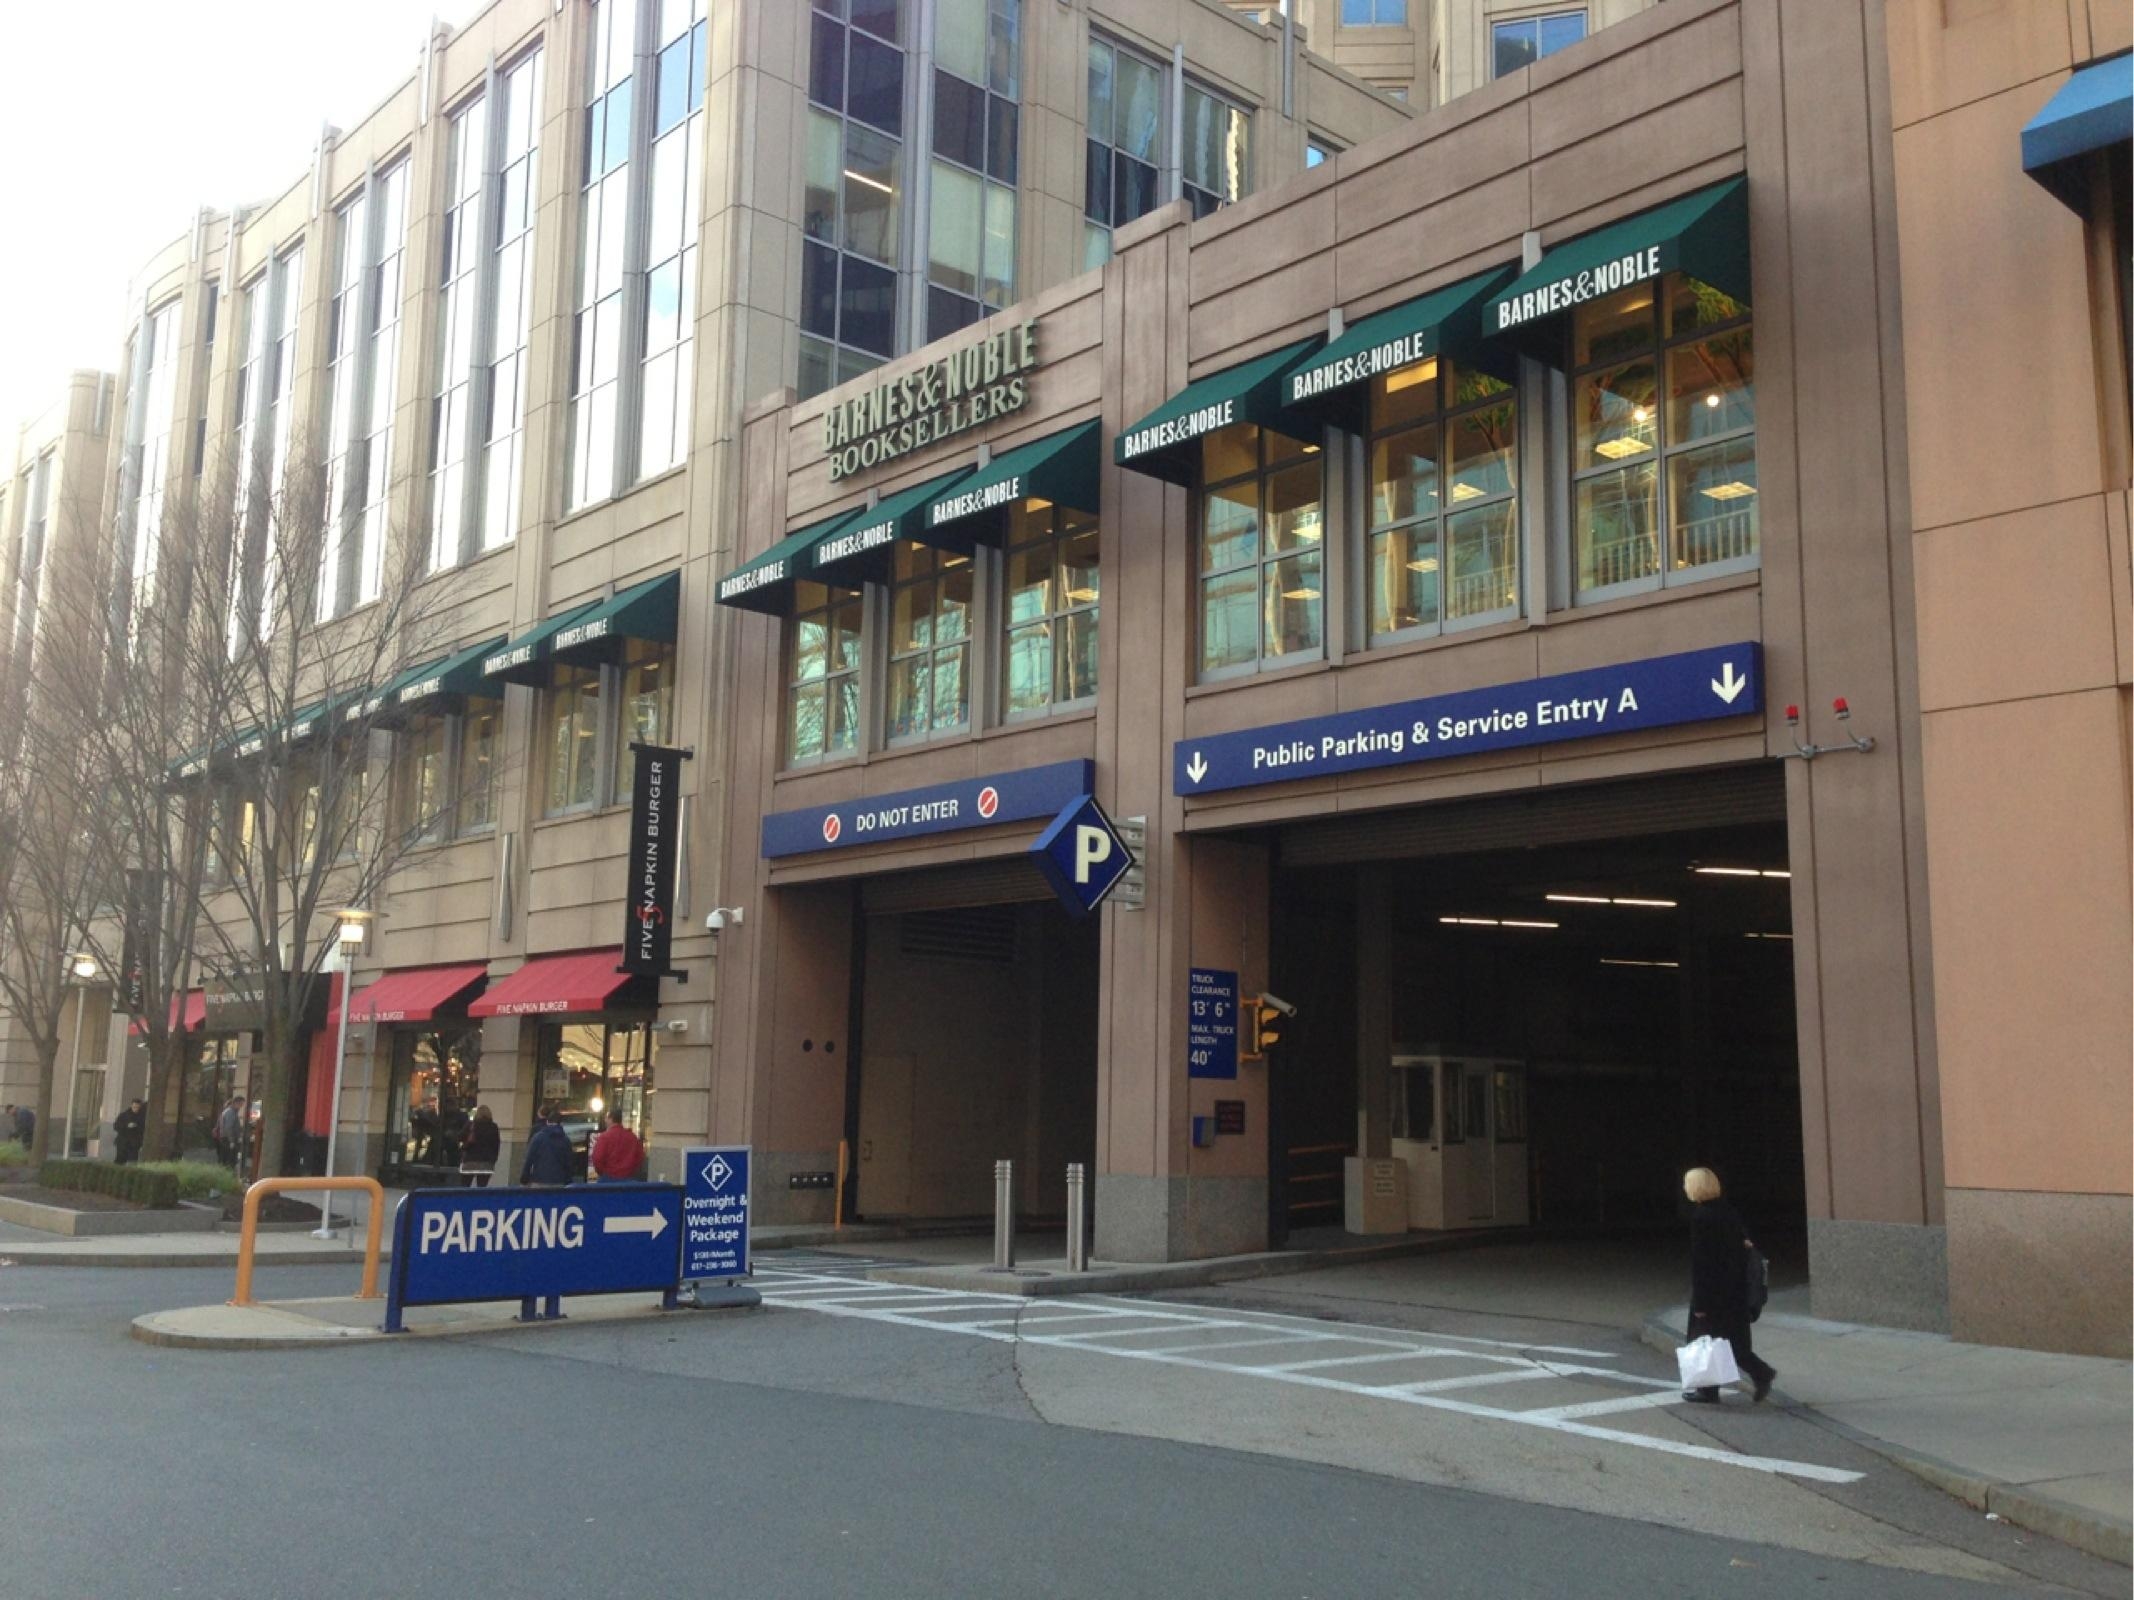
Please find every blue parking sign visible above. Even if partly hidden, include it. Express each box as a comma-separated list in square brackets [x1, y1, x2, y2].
[683, 1145, 752, 1281]
[1031, 794, 1135, 918]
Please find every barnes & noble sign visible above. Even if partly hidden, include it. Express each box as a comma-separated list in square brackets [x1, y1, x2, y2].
[823, 321, 1038, 481]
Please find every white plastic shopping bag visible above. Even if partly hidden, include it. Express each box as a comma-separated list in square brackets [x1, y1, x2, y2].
[1677, 1333, 1742, 1389]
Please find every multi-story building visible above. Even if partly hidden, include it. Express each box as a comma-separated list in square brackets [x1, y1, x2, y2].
[3, 0, 2125, 1358]
[6, 0, 1402, 1187]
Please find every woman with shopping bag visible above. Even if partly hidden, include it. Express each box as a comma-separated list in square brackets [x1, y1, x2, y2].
[1681, 1166, 1777, 1404]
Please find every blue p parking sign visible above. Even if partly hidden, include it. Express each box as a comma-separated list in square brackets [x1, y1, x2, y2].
[1031, 794, 1134, 918]
[683, 1145, 752, 1281]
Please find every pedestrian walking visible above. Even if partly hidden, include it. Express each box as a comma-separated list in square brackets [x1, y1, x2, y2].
[518, 1105, 574, 1186]
[215, 1095, 247, 1168]
[1682, 1166, 1777, 1404]
[589, 1109, 645, 1182]
[113, 1099, 146, 1164]
[459, 1104, 500, 1188]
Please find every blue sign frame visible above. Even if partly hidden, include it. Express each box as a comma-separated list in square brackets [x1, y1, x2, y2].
[384, 1183, 683, 1332]
[762, 759, 1092, 858]
[682, 1145, 752, 1281]
[1189, 968, 1239, 1080]
[1030, 795, 1135, 918]
[1174, 643, 1761, 796]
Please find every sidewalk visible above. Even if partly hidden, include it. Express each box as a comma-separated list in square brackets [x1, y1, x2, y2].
[1641, 1296, 2132, 1566]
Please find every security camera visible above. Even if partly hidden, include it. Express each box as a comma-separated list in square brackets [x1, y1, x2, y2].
[663, 1018, 689, 1034]
[1257, 991, 1298, 1018]
[705, 906, 745, 931]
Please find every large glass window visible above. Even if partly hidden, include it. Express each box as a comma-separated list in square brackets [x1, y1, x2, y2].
[172, 1035, 240, 1158]
[11, 450, 51, 667]
[1364, 356, 1518, 642]
[1181, 82, 1252, 220]
[484, 49, 544, 550]
[1570, 274, 1755, 597]
[571, 0, 638, 509]
[320, 188, 369, 618]
[317, 161, 409, 617]
[1001, 502, 1098, 718]
[258, 245, 304, 641]
[393, 715, 451, 844]
[1342, 0, 1405, 21]
[430, 95, 488, 571]
[124, 299, 184, 623]
[640, 0, 708, 477]
[458, 703, 499, 833]
[383, 1027, 482, 1180]
[927, 0, 1018, 341]
[1492, 10, 1586, 78]
[801, 0, 905, 398]
[614, 638, 675, 793]
[1198, 425, 1324, 677]
[886, 543, 974, 742]
[786, 579, 863, 765]
[544, 664, 604, 814]
[1083, 36, 1163, 267]
[537, 1021, 658, 1171]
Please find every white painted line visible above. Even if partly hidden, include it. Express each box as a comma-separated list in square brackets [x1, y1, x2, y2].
[1126, 1334, 1335, 1358]
[1071, 1297, 1619, 1360]
[1042, 1321, 1256, 1343]
[1379, 1369, 1560, 1395]
[1258, 1349, 1478, 1373]
[1520, 1391, 1689, 1421]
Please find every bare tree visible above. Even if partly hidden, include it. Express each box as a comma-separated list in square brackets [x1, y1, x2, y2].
[29, 433, 471, 1172]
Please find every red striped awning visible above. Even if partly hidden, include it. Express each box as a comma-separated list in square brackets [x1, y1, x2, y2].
[128, 989, 207, 1037]
[467, 950, 631, 1018]
[328, 962, 489, 1028]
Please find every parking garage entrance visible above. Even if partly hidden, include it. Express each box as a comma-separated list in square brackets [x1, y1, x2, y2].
[847, 860, 1099, 1225]
[1266, 765, 1804, 1251]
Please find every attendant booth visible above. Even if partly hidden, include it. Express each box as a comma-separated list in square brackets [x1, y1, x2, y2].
[468, 950, 659, 1180]
[1388, 1051, 1531, 1230]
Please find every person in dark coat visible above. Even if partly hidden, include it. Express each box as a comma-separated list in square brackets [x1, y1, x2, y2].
[518, 1106, 574, 1186]
[113, 1100, 147, 1165]
[12, 1102, 34, 1148]
[1684, 1166, 1777, 1403]
[459, 1105, 501, 1188]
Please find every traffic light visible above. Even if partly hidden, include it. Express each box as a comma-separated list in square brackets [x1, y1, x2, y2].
[1245, 993, 1294, 1058]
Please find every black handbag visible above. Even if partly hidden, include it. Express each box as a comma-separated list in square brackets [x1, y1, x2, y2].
[1745, 1243, 1770, 1322]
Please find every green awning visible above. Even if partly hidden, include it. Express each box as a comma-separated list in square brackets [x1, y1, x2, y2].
[1483, 177, 1749, 362]
[807, 466, 977, 584]
[234, 697, 345, 761]
[1115, 338, 1323, 485]
[920, 421, 1103, 545]
[1282, 266, 1517, 428]
[717, 510, 860, 615]
[364, 635, 509, 725]
[550, 571, 681, 669]
[482, 599, 603, 686]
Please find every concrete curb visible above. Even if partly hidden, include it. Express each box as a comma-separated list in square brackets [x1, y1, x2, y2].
[0, 1193, 223, 1237]
[1636, 1309, 2132, 1567]
[129, 1290, 763, 1352]
[4, 1245, 394, 1269]
[858, 1229, 1502, 1298]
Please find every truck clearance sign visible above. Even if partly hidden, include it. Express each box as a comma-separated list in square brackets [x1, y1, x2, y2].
[1173, 642, 1761, 796]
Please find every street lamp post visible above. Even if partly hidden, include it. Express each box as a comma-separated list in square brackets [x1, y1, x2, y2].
[61, 955, 99, 1159]
[312, 911, 371, 1239]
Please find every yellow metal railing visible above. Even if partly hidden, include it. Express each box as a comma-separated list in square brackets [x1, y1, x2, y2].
[229, 1176, 386, 1307]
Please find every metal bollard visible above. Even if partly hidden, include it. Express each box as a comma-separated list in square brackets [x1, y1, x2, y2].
[993, 1159, 1016, 1269]
[1065, 1163, 1088, 1273]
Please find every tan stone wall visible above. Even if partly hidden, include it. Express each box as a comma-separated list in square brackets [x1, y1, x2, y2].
[1886, 0, 2132, 1355]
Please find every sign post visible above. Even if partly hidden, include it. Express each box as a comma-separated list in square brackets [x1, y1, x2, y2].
[383, 1183, 684, 1332]
[681, 1145, 759, 1309]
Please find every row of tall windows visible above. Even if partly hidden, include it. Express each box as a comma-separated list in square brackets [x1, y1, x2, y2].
[124, 300, 184, 624]
[10, 451, 52, 668]
[1083, 37, 1254, 267]
[390, 703, 501, 844]
[542, 638, 676, 815]
[432, 47, 546, 570]
[569, 0, 708, 511]
[785, 507, 1100, 766]
[1190, 274, 1756, 678]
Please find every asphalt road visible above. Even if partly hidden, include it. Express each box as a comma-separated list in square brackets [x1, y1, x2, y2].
[0, 1259, 2119, 1600]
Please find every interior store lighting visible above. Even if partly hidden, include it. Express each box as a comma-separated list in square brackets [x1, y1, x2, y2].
[1545, 894, 1678, 908]
[1694, 866, 1790, 879]
[1600, 958, 1680, 969]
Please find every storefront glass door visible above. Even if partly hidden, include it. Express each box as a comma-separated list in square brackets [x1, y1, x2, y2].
[383, 1027, 483, 1183]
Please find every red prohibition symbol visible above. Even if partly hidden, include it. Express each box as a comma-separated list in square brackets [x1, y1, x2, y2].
[976, 786, 1000, 819]
[822, 813, 842, 843]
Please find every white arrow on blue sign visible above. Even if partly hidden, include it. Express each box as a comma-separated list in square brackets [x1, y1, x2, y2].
[1030, 793, 1136, 918]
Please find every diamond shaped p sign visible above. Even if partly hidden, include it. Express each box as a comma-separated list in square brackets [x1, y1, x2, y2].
[1030, 794, 1134, 919]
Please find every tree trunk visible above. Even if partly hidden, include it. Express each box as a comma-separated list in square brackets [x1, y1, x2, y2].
[141, 1037, 184, 1163]
[29, 1033, 60, 1166]
[256, 1033, 305, 1180]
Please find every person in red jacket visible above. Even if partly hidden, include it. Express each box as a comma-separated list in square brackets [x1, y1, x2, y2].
[588, 1109, 645, 1181]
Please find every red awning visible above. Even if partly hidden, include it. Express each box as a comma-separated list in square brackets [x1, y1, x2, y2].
[467, 950, 631, 1018]
[128, 989, 207, 1037]
[329, 962, 489, 1028]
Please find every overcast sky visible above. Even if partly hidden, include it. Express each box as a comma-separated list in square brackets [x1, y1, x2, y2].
[0, 0, 476, 442]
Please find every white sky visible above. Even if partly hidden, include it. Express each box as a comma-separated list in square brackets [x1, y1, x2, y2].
[0, 0, 478, 441]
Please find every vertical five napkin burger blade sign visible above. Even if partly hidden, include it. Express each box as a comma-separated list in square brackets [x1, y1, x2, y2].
[621, 743, 693, 980]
